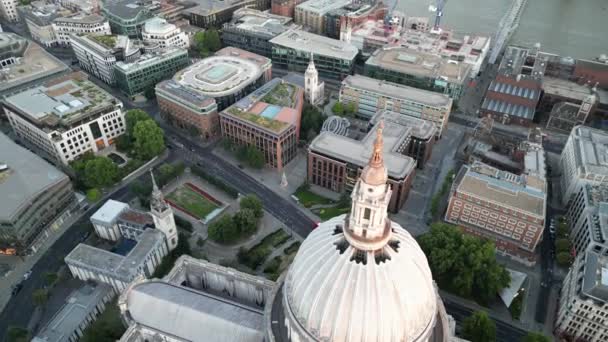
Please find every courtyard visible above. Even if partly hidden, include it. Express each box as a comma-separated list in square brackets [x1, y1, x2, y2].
[166, 183, 222, 221]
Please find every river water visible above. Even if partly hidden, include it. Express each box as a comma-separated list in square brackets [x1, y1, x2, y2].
[395, 0, 608, 59]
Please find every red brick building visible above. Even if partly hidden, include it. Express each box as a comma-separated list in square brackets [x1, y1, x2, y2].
[573, 59, 608, 89]
[480, 74, 542, 126]
[445, 162, 547, 265]
[271, 0, 304, 17]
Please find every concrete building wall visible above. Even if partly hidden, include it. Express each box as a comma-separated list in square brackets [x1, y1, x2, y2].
[53, 20, 111, 47]
[25, 20, 57, 47]
[70, 36, 117, 84]
[0, 0, 18, 21]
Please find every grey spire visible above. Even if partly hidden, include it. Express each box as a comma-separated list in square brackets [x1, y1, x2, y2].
[150, 170, 168, 213]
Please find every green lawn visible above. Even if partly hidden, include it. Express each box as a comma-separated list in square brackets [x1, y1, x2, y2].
[293, 186, 333, 208]
[238, 229, 290, 270]
[167, 186, 218, 219]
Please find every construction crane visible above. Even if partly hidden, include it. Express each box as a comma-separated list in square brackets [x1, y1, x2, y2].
[428, 0, 446, 31]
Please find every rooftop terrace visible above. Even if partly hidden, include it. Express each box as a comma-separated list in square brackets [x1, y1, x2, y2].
[270, 29, 358, 60]
[4, 72, 119, 129]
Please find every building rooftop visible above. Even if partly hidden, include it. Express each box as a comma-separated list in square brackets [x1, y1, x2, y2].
[155, 79, 217, 110]
[370, 110, 437, 141]
[32, 282, 114, 342]
[183, 0, 256, 16]
[118, 209, 153, 227]
[65, 229, 165, 279]
[454, 162, 546, 217]
[53, 13, 107, 25]
[582, 251, 608, 303]
[0, 34, 69, 95]
[310, 119, 416, 180]
[114, 47, 187, 73]
[342, 74, 452, 108]
[90, 200, 130, 226]
[224, 8, 292, 38]
[4, 72, 120, 130]
[366, 46, 471, 84]
[296, 0, 351, 15]
[102, 0, 150, 20]
[18, 2, 71, 27]
[0, 133, 70, 221]
[569, 125, 608, 176]
[543, 76, 593, 102]
[143, 17, 176, 35]
[222, 78, 302, 134]
[270, 29, 358, 60]
[174, 47, 270, 97]
[122, 280, 265, 342]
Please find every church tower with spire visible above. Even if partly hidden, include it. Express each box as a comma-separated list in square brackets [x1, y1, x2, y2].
[304, 52, 324, 105]
[150, 171, 178, 251]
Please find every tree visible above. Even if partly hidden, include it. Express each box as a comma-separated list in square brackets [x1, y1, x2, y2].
[332, 102, 344, 115]
[240, 194, 263, 218]
[84, 157, 119, 188]
[233, 209, 258, 234]
[193, 32, 207, 56]
[555, 238, 571, 252]
[557, 221, 569, 238]
[246, 146, 264, 168]
[125, 109, 151, 138]
[6, 327, 29, 342]
[86, 188, 102, 202]
[301, 105, 324, 141]
[204, 28, 221, 52]
[208, 214, 238, 243]
[462, 311, 496, 342]
[133, 119, 165, 160]
[115, 134, 132, 152]
[556, 252, 572, 266]
[345, 102, 357, 116]
[522, 332, 551, 342]
[32, 289, 49, 307]
[43, 272, 59, 287]
[418, 223, 510, 305]
[144, 87, 156, 99]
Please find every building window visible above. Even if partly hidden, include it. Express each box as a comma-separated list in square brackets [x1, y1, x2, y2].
[364, 208, 371, 220]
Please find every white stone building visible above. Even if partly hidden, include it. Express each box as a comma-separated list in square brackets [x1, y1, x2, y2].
[116, 125, 461, 342]
[65, 229, 168, 292]
[70, 34, 141, 85]
[304, 53, 324, 105]
[3, 72, 125, 165]
[566, 185, 608, 257]
[142, 17, 189, 50]
[560, 126, 608, 205]
[90, 200, 132, 241]
[52, 14, 111, 47]
[557, 251, 608, 342]
[0, 0, 18, 22]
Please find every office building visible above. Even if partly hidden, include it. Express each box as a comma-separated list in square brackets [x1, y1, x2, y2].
[142, 17, 189, 50]
[220, 77, 304, 170]
[70, 34, 142, 85]
[0, 133, 75, 254]
[445, 155, 547, 265]
[52, 14, 111, 47]
[339, 74, 453, 137]
[557, 251, 608, 342]
[325, 1, 387, 39]
[18, 2, 70, 47]
[65, 229, 168, 291]
[171, 46, 271, 110]
[4, 72, 125, 165]
[183, 0, 270, 29]
[574, 58, 608, 89]
[271, 0, 305, 18]
[221, 8, 292, 58]
[0, 33, 69, 98]
[0, 0, 17, 21]
[365, 46, 471, 102]
[294, 0, 351, 34]
[347, 19, 401, 55]
[566, 185, 608, 258]
[270, 28, 358, 79]
[155, 80, 219, 141]
[101, 0, 152, 37]
[307, 113, 436, 212]
[560, 126, 608, 205]
[543, 78, 597, 133]
[32, 282, 115, 342]
[113, 47, 189, 97]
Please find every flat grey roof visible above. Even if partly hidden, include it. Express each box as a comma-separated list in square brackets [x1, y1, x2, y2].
[114, 47, 187, 73]
[65, 229, 164, 278]
[543, 76, 592, 101]
[90, 200, 130, 226]
[0, 132, 69, 221]
[370, 110, 437, 141]
[296, 0, 351, 15]
[33, 282, 114, 342]
[270, 29, 358, 60]
[366, 46, 471, 84]
[571, 125, 608, 176]
[125, 281, 265, 342]
[342, 75, 452, 108]
[53, 13, 107, 24]
[102, 0, 148, 20]
[310, 123, 416, 180]
[582, 251, 608, 302]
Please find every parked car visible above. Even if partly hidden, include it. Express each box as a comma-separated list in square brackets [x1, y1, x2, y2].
[23, 270, 32, 280]
[11, 283, 23, 296]
[549, 226, 556, 235]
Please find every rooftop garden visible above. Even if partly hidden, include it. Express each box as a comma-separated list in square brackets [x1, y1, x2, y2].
[227, 107, 288, 133]
[90, 34, 116, 48]
[262, 82, 297, 108]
